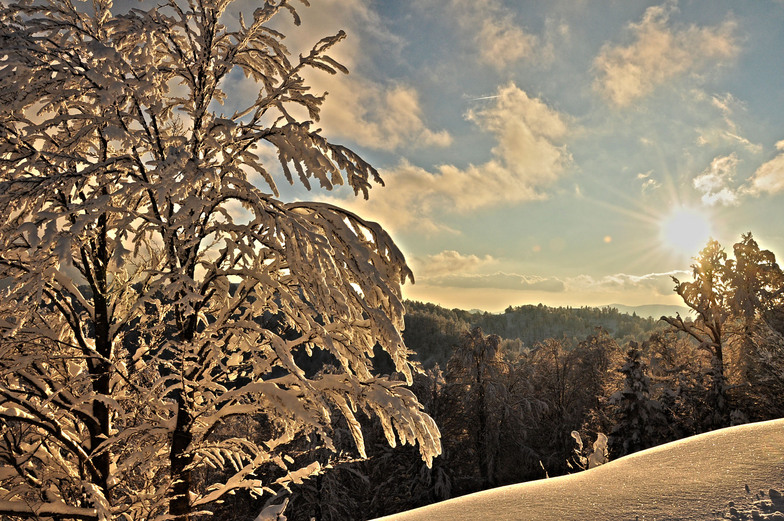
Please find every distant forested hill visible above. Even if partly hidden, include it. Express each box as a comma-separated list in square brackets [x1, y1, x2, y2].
[403, 300, 669, 368]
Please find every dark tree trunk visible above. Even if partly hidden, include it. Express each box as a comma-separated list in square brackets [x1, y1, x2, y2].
[170, 392, 194, 521]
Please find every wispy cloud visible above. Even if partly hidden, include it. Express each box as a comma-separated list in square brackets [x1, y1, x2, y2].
[413, 269, 687, 297]
[567, 270, 689, 297]
[637, 171, 662, 193]
[593, 1, 739, 107]
[747, 140, 784, 196]
[694, 92, 762, 153]
[446, 0, 540, 69]
[426, 272, 567, 292]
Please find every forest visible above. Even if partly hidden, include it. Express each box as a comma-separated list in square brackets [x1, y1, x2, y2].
[1, 0, 783, 520]
[276, 233, 784, 520]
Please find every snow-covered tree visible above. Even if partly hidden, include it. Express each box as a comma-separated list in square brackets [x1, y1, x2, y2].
[662, 239, 733, 428]
[444, 328, 506, 490]
[0, 0, 440, 519]
[441, 327, 546, 492]
[662, 233, 784, 427]
[608, 343, 668, 457]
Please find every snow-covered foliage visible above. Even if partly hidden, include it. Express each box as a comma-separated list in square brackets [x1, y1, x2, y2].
[607, 344, 668, 457]
[569, 430, 607, 470]
[662, 234, 784, 428]
[0, 0, 440, 519]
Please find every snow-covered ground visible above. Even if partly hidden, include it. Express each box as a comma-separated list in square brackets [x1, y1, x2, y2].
[375, 418, 784, 521]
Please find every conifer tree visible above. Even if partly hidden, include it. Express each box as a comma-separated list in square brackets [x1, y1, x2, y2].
[608, 343, 667, 457]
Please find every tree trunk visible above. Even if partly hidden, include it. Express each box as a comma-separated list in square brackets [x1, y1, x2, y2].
[476, 372, 490, 490]
[170, 392, 194, 521]
[90, 220, 113, 504]
[709, 343, 729, 429]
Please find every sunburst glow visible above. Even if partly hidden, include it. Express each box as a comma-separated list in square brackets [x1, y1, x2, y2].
[660, 207, 712, 257]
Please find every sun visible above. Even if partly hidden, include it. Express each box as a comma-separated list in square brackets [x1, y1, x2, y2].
[659, 207, 712, 257]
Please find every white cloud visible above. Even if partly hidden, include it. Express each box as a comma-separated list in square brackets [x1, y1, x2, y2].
[427, 272, 567, 293]
[568, 271, 688, 297]
[412, 250, 496, 278]
[321, 83, 572, 233]
[254, 0, 451, 152]
[448, 0, 539, 69]
[693, 154, 740, 206]
[593, 2, 739, 107]
[747, 140, 784, 195]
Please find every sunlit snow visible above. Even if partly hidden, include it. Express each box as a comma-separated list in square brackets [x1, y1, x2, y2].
[375, 419, 784, 521]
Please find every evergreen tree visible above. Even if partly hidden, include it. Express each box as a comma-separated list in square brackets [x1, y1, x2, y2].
[609, 343, 667, 457]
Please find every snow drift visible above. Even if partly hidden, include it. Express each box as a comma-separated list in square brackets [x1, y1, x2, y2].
[376, 418, 784, 520]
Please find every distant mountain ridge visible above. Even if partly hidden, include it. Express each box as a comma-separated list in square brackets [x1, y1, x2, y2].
[403, 300, 670, 368]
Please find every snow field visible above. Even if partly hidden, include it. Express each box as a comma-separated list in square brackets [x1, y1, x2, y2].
[375, 418, 784, 521]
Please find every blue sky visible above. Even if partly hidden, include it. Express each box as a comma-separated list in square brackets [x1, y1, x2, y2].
[248, 0, 784, 311]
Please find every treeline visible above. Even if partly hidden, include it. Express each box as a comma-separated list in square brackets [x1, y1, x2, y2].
[403, 300, 666, 368]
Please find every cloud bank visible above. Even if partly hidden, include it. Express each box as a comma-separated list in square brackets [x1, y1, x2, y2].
[410, 248, 685, 299]
[412, 250, 496, 278]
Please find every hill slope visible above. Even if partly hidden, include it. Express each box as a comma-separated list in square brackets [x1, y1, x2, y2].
[375, 419, 784, 521]
[403, 300, 667, 368]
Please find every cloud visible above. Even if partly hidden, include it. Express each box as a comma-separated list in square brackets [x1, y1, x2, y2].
[409, 251, 567, 294]
[410, 249, 564, 293]
[412, 250, 496, 278]
[568, 271, 688, 297]
[475, 16, 537, 69]
[637, 171, 661, 193]
[415, 268, 687, 297]
[693, 153, 741, 206]
[593, 1, 739, 107]
[321, 83, 572, 233]
[317, 82, 453, 150]
[747, 140, 784, 195]
[448, 0, 539, 69]
[689, 142, 784, 205]
[252, 0, 451, 152]
[695, 92, 762, 153]
[427, 272, 567, 293]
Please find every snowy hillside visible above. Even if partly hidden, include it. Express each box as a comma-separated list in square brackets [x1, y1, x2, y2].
[375, 419, 784, 521]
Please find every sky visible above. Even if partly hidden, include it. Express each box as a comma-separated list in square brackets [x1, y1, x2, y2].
[238, 0, 784, 312]
[373, 418, 784, 521]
